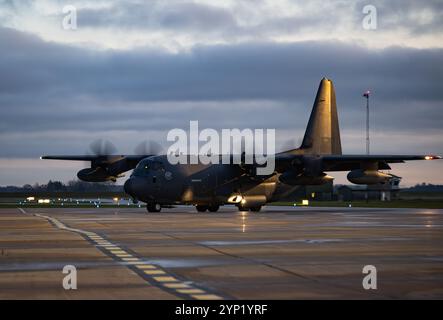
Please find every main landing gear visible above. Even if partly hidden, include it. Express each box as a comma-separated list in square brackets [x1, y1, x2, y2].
[237, 205, 262, 212]
[195, 204, 220, 213]
[146, 203, 161, 212]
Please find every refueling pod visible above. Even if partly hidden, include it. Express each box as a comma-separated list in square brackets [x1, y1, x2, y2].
[347, 169, 392, 185]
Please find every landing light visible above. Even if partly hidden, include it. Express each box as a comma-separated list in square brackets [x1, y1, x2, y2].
[227, 195, 243, 204]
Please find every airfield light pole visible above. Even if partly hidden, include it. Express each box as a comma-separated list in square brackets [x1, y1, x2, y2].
[363, 90, 371, 155]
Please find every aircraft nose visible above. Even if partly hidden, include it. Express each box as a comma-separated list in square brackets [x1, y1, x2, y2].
[124, 178, 135, 197]
[124, 177, 149, 201]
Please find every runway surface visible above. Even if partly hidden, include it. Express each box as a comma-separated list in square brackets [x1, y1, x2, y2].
[0, 205, 442, 299]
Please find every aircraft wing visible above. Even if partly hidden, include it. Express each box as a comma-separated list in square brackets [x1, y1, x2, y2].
[41, 155, 152, 162]
[275, 154, 441, 172]
[40, 154, 156, 182]
[41, 155, 100, 161]
[321, 154, 441, 171]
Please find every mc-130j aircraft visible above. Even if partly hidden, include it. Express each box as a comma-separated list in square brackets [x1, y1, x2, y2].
[42, 78, 440, 212]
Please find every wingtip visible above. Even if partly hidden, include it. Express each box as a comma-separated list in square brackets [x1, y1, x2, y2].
[425, 155, 441, 160]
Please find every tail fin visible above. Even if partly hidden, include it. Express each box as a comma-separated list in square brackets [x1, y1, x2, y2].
[290, 77, 342, 155]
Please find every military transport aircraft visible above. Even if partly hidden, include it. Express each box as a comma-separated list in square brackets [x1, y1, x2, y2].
[42, 78, 440, 212]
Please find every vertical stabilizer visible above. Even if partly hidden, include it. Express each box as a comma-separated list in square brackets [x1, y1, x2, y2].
[292, 78, 342, 155]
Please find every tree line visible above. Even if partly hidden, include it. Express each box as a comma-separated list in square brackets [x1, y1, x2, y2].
[0, 180, 123, 193]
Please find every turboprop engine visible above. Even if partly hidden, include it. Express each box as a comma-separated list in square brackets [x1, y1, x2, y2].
[77, 167, 116, 182]
[347, 169, 392, 185]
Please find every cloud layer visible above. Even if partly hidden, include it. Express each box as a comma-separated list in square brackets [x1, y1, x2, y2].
[0, 1, 442, 186]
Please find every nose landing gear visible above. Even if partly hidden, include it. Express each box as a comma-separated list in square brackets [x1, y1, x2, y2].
[147, 203, 161, 212]
[237, 205, 262, 212]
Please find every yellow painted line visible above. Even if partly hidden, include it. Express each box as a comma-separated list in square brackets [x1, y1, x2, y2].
[32, 213, 226, 300]
[153, 276, 179, 282]
[136, 265, 157, 270]
[192, 294, 223, 300]
[164, 283, 190, 289]
[108, 249, 126, 253]
[122, 257, 139, 261]
[143, 270, 166, 275]
[126, 261, 146, 265]
[108, 250, 127, 255]
[177, 288, 205, 294]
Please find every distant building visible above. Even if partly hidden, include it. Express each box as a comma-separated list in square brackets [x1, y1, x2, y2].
[337, 175, 401, 201]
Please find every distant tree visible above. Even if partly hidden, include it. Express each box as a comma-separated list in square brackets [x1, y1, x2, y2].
[47, 180, 67, 192]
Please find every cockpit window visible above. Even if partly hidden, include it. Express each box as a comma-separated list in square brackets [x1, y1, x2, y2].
[132, 158, 164, 177]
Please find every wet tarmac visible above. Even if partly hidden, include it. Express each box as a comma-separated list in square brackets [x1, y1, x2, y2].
[0, 206, 442, 299]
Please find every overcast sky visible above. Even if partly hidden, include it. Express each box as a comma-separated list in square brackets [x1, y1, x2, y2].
[0, 0, 442, 186]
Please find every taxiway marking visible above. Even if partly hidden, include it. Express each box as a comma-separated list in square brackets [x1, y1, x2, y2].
[22, 208, 225, 300]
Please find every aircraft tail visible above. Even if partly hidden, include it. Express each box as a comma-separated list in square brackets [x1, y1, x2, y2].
[290, 77, 342, 155]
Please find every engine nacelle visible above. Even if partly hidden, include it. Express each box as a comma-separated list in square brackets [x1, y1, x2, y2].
[279, 172, 334, 185]
[77, 167, 114, 182]
[347, 169, 392, 185]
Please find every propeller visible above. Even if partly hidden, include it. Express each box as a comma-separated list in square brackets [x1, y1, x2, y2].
[89, 139, 118, 156]
[134, 140, 164, 156]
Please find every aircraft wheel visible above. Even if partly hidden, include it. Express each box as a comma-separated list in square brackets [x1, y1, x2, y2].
[237, 204, 248, 212]
[147, 203, 161, 212]
[250, 206, 262, 212]
[196, 205, 208, 212]
[208, 205, 220, 212]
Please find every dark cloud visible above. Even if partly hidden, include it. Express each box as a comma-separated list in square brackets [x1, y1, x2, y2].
[76, 1, 237, 33]
[62, 0, 443, 39]
[355, 0, 443, 35]
[0, 26, 442, 161]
